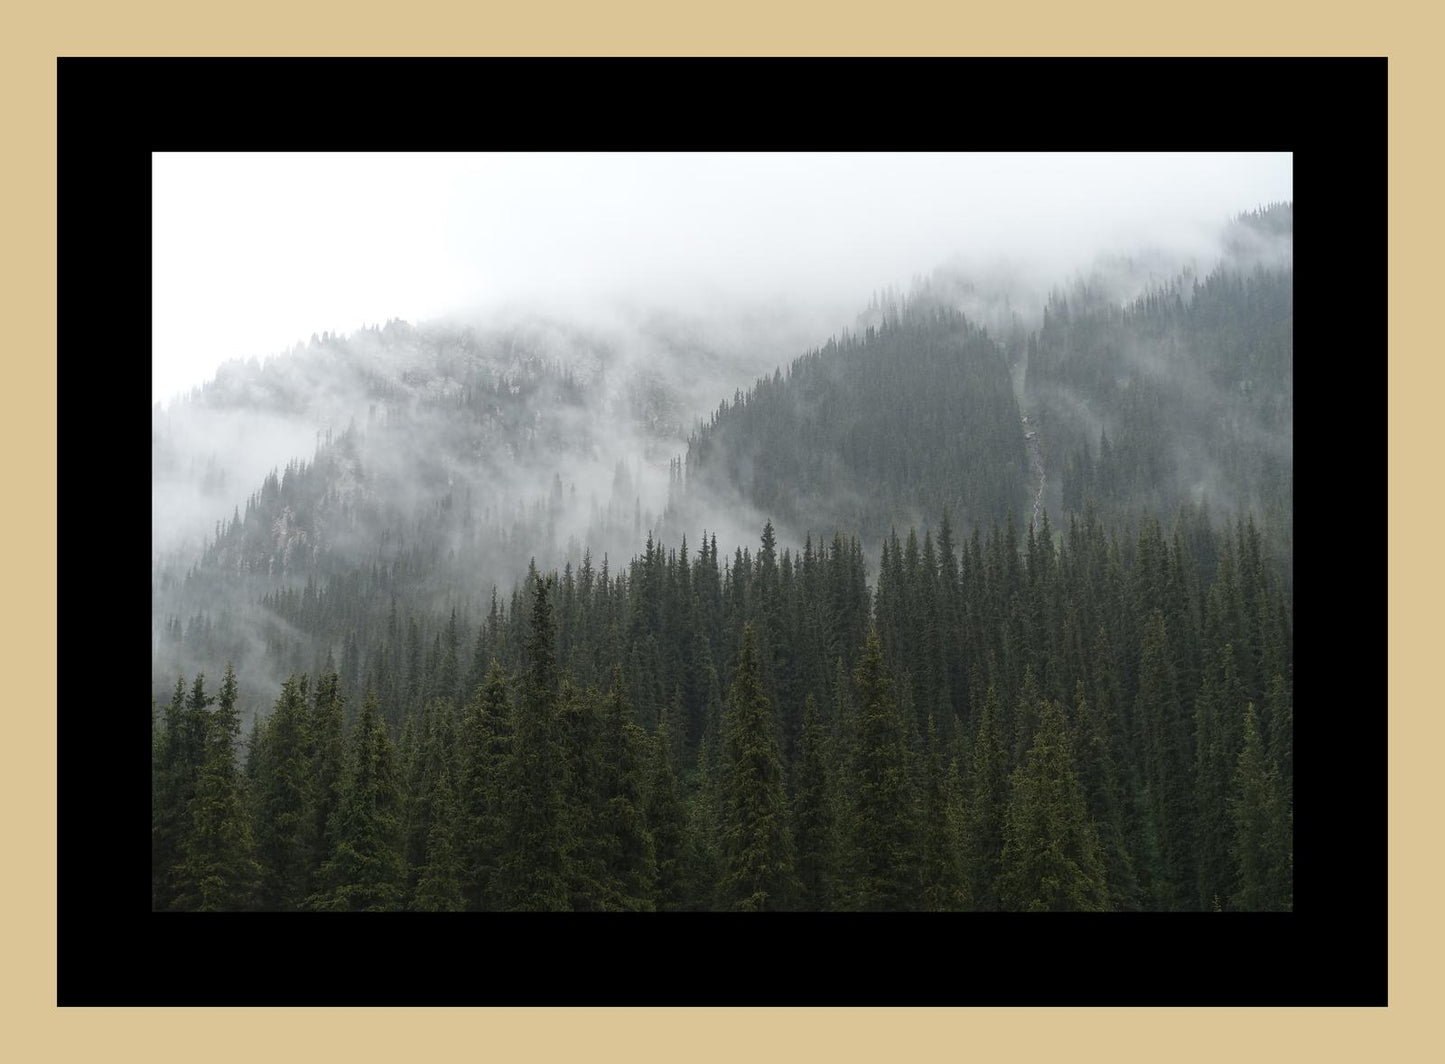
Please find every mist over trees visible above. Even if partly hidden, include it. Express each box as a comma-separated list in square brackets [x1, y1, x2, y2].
[152, 202, 1293, 911]
[664, 303, 1028, 549]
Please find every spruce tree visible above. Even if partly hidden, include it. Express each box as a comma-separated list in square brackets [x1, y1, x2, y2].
[646, 717, 691, 911]
[251, 674, 314, 911]
[844, 627, 919, 910]
[401, 700, 457, 901]
[1192, 667, 1233, 911]
[1012, 664, 1043, 770]
[963, 684, 1008, 910]
[919, 715, 966, 911]
[457, 661, 511, 910]
[999, 700, 1110, 911]
[171, 664, 262, 910]
[309, 690, 407, 911]
[1263, 672, 1292, 805]
[791, 694, 836, 910]
[305, 669, 346, 895]
[411, 763, 466, 911]
[690, 661, 726, 909]
[497, 576, 571, 911]
[557, 681, 609, 909]
[1074, 680, 1139, 910]
[1134, 610, 1193, 908]
[1228, 704, 1291, 911]
[720, 624, 797, 911]
[598, 669, 657, 910]
[152, 674, 191, 910]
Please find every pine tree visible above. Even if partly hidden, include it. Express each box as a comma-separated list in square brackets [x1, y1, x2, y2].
[401, 699, 457, 901]
[411, 763, 466, 911]
[646, 717, 691, 911]
[557, 680, 609, 909]
[305, 668, 347, 895]
[457, 660, 511, 910]
[1134, 610, 1193, 908]
[170, 664, 261, 910]
[963, 684, 1008, 910]
[1192, 666, 1233, 911]
[251, 674, 314, 910]
[844, 627, 919, 910]
[152, 674, 192, 910]
[690, 661, 726, 910]
[497, 576, 571, 911]
[309, 689, 407, 911]
[720, 624, 797, 911]
[1263, 671, 1292, 805]
[1228, 704, 1291, 911]
[919, 715, 966, 910]
[791, 694, 836, 910]
[999, 700, 1110, 911]
[598, 668, 657, 910]
[1074, 679, 1139, 910]
[1012, 664, 1043, 771]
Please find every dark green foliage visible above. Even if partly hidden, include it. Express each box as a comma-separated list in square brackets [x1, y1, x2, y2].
[457, 661, 511, 910]
[1263, 672, 1292, 804]
[167, 500, 1290, 911]
[646, 718, 691, 911]
[720, 625, 797, 911]
[1192, 664, 1234, 912]
[401, 699, 458, 902]
[791, 694, 836, 910]
[305, 669, 346, 895]
[309, 690, 407, 911]
[1000, 700, 1110, 911]
[250, 674, 314, 911]
[496, 577, 571, 911]
[1229, 705, 1292, 911]
[1012, 665, 1043, 771]
[843, 628, 919, 910]
[556, 680, 609, 909]
[963, 684, 1008, 910]
[597, 669, 657, 910]
[411, 763, 466, 911]
[170, 664, 261, 910]
[919, 715, 966, 911]
[1134, 610, 1193, 909]
[1074, 678, 1140, 910]
[158, 291, 1292, 918]
[152, 674, 196, 910]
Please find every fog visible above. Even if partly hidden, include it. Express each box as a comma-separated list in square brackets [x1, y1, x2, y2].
[154, 152, 1291, 405]
[152, 152, 1291, 709]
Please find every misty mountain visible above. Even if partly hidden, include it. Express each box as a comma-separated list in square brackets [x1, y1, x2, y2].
[1024, 203, 1293, 570]
[154, 205, 1293, 719]
[657, 203, 1291, 570]
[150, 204, 1294, 916]
[152, 304, 832, 708]
[664, 302, 1029, 551]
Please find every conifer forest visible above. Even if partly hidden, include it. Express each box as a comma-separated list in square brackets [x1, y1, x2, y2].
[152, 182, 1293, 913]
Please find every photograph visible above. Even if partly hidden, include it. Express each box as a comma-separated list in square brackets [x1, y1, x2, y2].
[149, 150, 1295, 915]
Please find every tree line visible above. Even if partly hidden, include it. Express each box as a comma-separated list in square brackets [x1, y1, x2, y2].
[154, 505, 1292, 911]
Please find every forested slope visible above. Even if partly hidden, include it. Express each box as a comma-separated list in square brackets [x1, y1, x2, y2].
[665, 303, 1029, 550]
[152, 206, 1294, 912]
[155, 505, 1292, 912]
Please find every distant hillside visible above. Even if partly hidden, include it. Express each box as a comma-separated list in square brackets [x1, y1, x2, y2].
[665, 303, 1029, 551]
[151, 315, 761, 708]
[1023, 204, 1293, 568]
[153, 205, 1294, 716]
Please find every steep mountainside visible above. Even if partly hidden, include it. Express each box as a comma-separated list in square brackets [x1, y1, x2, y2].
[664, 304, 1029, 551]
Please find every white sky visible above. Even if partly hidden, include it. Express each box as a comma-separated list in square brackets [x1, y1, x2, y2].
[152, 152, 1292, 406]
